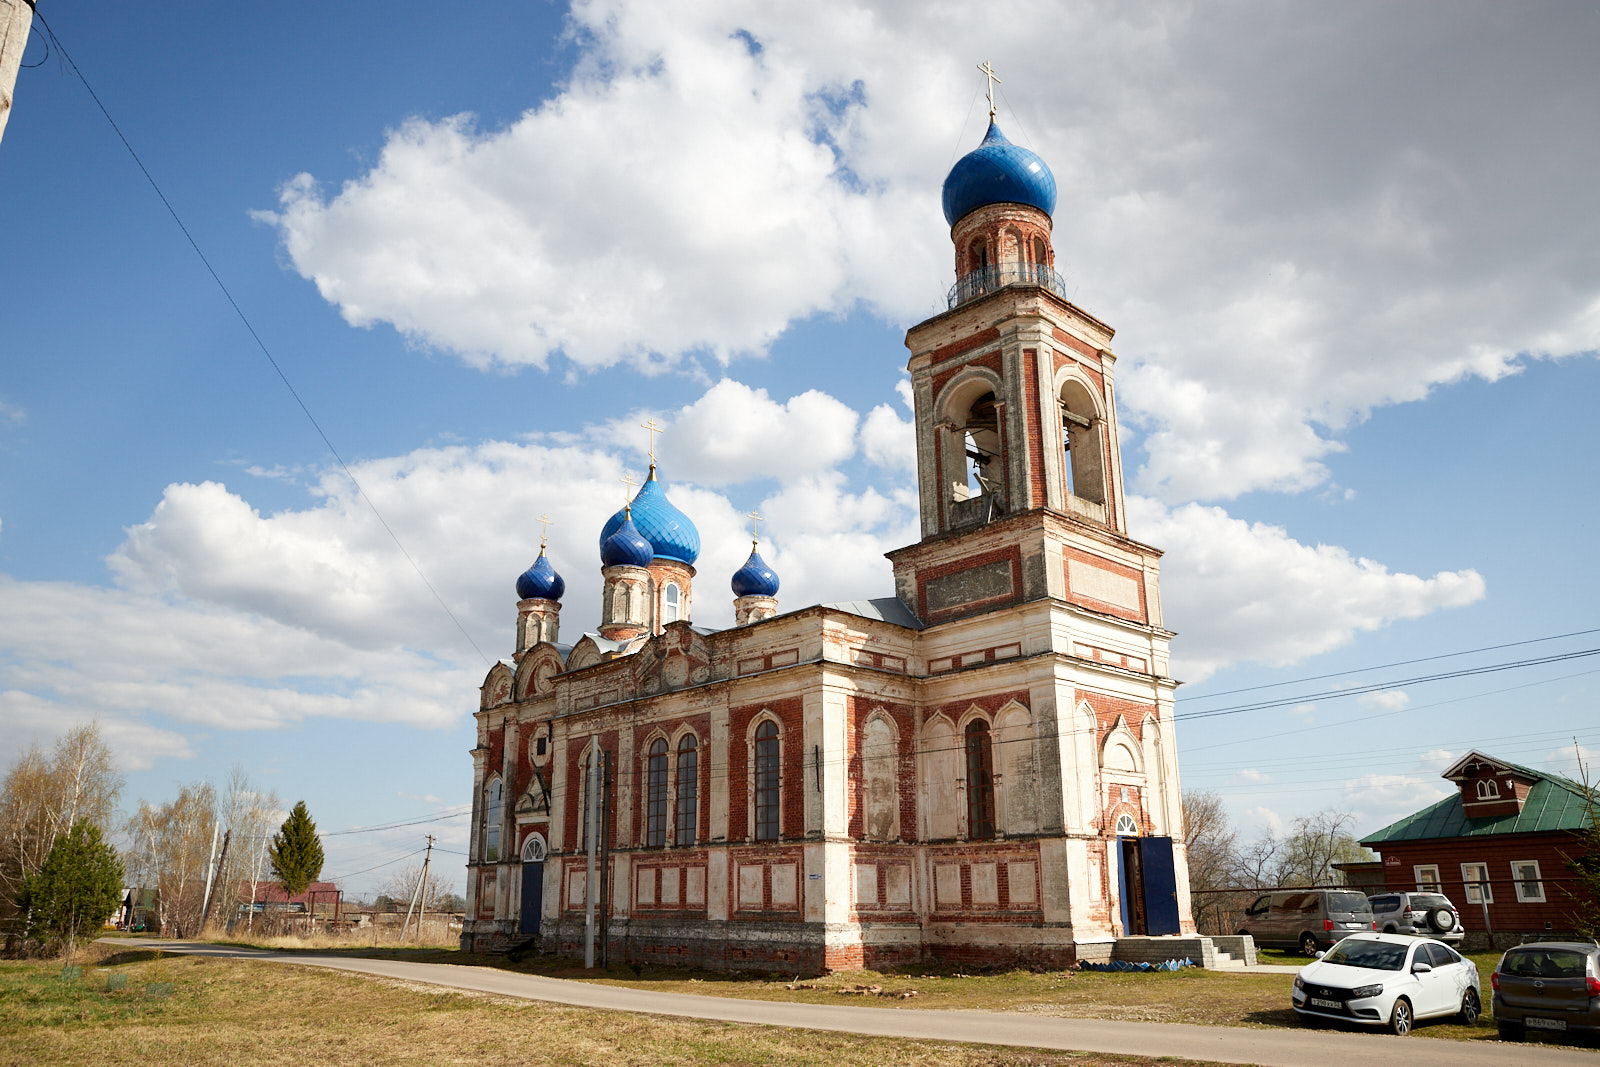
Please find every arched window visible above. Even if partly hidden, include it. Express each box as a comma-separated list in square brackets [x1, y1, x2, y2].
[1059, 379, 1107, 507]
[1115, 813, 1139, 836]
[1031, 236, 1048, 274]
[755, 720, 780, 841]
[1476, 778, 1501, 800]
[484, 778, 503, 862]
[645, 738, 668, 847]
[676, 736, 698, 846]
[965, 720, 995, 840]
[663, 582, 681, 623]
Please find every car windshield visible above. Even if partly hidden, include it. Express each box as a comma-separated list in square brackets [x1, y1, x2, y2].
[1409, 894, 1451, 909]
[1502, 949, 1588, 978]
[1322, 940, 1408, 971]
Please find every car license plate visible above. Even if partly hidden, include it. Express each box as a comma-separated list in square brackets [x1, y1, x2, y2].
[1526, 1018, 1567, 1031]
[1309, 997, 1342, 1009]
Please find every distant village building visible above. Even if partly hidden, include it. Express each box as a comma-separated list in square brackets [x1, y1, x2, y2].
[463, 100, 1194, 971]
[1362, 751, 1598, 945]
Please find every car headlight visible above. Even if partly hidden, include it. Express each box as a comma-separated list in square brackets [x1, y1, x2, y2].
[1351, 984, 1383, 999]
[1294, 976, 1305, 992]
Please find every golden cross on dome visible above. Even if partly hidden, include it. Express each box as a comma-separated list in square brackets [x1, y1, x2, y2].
[538, 513, 553, 550]
[977, 60, 1001, 121]
[640, 417, 664, 466]
[620, 473, 637, 514]
[747, 508, 763, 547]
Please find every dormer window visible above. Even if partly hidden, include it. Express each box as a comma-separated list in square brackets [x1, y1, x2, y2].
[1475, 778, 1501, 800]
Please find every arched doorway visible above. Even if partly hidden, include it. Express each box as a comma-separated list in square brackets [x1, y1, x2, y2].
[519, 832, 546, 936]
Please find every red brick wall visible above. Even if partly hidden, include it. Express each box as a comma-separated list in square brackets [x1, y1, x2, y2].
[915, 545, 1024, 622]
[843, 697, 918, 841]
[929, 326, 1001, 366]
[564, 730, 620, 853]
[728, 697, 805, 841]
[1023, 348, 1045, 509]
[931, 349, 1003, 398]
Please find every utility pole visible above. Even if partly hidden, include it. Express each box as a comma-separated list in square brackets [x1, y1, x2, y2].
[0, 0, 35, 146]
[400, 835, 435, 943]
[584, 746, 600, 968]
[199, 820, 221, 934]
[199, 830, 231, 932]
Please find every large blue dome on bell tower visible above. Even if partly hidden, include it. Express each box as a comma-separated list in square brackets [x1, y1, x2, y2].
[941, 121, 1057, 227]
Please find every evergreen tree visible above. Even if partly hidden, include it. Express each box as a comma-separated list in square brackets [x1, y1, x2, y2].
[22, 819, 124, 958]
[268, 801, 324, 896]
[1563, 755, 1600, 940]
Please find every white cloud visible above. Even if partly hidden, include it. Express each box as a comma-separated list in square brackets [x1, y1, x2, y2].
[1245, 805, 1286, 836]
[1358, 689, 1411, 711]
[605, 379, 862, 486]
[1233, 768, 1271, 784]
[860, 401, 916, 473]
[259, 2, 1600, 502]
[1345, 772, 1451, 831]
[0, 396, 24, 426]
[1131, 496, 1486, 682]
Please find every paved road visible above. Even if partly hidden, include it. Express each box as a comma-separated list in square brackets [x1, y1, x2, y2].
[105, 939, 1592, 1067]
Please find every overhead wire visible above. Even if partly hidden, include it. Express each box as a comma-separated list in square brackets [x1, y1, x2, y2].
[26, 10, 492, 668]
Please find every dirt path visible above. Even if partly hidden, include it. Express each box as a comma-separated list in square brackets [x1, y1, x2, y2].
[107, 940, 1593, 1067]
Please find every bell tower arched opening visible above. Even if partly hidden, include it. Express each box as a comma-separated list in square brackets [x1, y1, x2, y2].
[937, 375, 1007, 530]
[1059, 378, 1107, 508]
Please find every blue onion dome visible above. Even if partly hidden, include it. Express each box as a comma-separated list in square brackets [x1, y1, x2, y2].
[599, 509, 654, 568]
[515, 550, 565, 601]
[598, 468, 701, 565]
[731, 545, 780, 598]
[941, 121, 1057, 226]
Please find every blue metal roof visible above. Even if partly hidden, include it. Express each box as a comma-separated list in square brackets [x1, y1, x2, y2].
[942, 121, 1057, 226]
[598, 469, 701, 565]
[731, 547, 780, 597]
[514, 551, 565, 601]
[599, 512, 654, 568]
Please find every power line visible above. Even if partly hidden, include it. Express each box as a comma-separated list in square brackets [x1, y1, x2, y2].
[1182, 625, 1600, 703]
[28, 10, 491, 668]
[322, 846, 427, 882]
[324, 806, 472, 837]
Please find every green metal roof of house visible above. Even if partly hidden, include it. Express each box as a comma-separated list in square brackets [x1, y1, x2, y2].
[1362, 758, 1597, 845]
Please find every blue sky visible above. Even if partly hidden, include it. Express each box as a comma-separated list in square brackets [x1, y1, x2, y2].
[3, 2, 1598, 896]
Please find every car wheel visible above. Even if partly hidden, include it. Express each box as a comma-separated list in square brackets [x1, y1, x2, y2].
[1389, 997, 1413, 1036]
[1382, 924, 1397, 934]
[1430, 908, 1454, 931]
[1299, 932, 1319, 957]
[1497, 1020, 1523, 1042]
[1458, 988, 1480, 1025]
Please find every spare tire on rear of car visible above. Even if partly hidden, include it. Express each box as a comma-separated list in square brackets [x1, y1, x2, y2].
[1428, 908, 1455, 932]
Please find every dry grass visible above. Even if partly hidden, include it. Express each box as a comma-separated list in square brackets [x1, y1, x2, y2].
[0, 943, 1234, 1067]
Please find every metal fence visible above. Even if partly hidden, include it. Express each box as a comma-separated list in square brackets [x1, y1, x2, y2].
[946, 263, 1069, 309]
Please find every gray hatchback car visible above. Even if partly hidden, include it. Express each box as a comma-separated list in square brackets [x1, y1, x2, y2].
[1368, 892, 1465, 946]
[1491, 941, 1600, 1043]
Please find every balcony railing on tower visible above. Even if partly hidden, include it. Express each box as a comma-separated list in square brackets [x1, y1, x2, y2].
[947, 262, 1069, 310]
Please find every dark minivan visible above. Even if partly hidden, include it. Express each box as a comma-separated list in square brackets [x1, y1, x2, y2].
[1237, 890, 1376, 956]
[1491, 941, 1600, 1043]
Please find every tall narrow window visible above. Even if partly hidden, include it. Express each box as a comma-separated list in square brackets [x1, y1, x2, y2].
[965, 720, 995, 840]
[1476, 778, 1500, 799]
[676, 736, 698, 846]
[645, 738, 668, 847]
[663, 582, 681, 623]
[755, 720, 780, 841]
[1461, 861, 1492, 904]
[1511, 860, 1545, 903]
[484, 778, 502, 862]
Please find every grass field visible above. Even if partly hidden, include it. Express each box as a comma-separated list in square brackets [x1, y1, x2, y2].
[0, 943, 1241, 1067]
[196, 935, 1527, 1043]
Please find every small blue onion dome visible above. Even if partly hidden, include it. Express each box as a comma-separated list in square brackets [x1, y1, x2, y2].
[731, 546, 780, 598]
[515, 550, 565, 601]
[942, 121, 1057, 226]
[598, 469, 701, 565]
[599, 511, 654, 568]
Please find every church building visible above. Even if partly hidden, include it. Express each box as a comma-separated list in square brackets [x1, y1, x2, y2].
[462, 96, 1195, 971]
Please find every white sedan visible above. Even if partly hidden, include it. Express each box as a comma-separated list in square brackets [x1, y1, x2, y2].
[1291, 932, 1481, 1035]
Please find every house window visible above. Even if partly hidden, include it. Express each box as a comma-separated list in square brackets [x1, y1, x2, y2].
[1461, 861, 1492, 904]
[1475, 778, 1500, 800]
[663, 582, 681, 623]
[676, 736, 698, 846]
[484, 778, 502, 862]
[1512, 860, 1545, 903]
[1414, 864, 1440, 892]
[965, 720, 996, 840]
[645, 739, 668, 848]
[1115, 813, 1139, 836]
[754, 720, 780, 841]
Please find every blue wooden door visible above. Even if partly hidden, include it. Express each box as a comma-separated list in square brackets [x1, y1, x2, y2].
[1138, 836, 1181, 935]
[519, 862, 543, 935]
